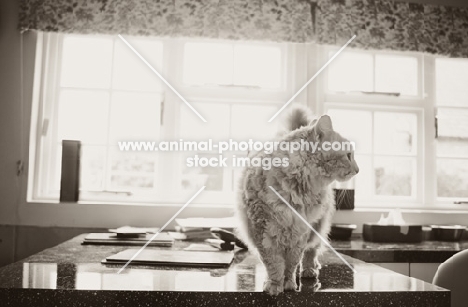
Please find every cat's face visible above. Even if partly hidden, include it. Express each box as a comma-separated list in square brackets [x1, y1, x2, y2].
[309, 115, 359, 182]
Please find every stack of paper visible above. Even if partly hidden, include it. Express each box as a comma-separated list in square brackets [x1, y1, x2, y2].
[170, 217, 238, 240]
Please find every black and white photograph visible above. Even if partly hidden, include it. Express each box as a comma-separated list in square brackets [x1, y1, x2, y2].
[1, 0, 468, 306]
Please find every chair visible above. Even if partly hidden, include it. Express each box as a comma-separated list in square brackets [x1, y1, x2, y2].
[433, 249, 468, 307]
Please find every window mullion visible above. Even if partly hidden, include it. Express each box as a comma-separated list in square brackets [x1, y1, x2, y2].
[423, 55, 437, 206]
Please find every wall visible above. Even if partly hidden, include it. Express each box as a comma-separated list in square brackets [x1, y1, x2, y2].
[0, 0, 23, 226]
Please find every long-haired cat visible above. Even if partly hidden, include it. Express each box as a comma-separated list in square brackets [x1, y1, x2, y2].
[236, 105, 359, 296]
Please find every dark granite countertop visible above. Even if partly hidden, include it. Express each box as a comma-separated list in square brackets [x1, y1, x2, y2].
[332, 237, 468, 263]
[0, 234, 449, 307]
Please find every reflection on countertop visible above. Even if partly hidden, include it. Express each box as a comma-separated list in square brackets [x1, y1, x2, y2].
[0, 234, 449, 307]
[332, 236, 468, 263]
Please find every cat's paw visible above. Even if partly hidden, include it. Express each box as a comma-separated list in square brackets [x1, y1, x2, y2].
[284, 278, 299, 291]
[301, 267, 320, 279]
[263, 280, 284, 296]
[302, 259, 321, 279]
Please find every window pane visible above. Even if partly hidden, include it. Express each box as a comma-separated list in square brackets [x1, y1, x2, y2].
[57, 90, 110, 144]
[375, 55, 418, 96]
[436, 108, 468, 139]
[109, 92, 161, 144]
[179, 103, 230, 142]
[327, 109, 372, 154]
[436, 108, 468, 157]
[61, 36, 113, 89]
[374, 112, 417, 154]
[80, 146, 106, 191]
[113, 38, 163, 92]
[109, 150, 157, 190]
[328, 52, 373, 92]
[437, 138, 468, 158]
[231, 105, 280, 142]
[110, 175, 154, 190]
[437, 159, 468, 198]
[233, 45, 282, 88]
[354, 155, 372, 200]
[374, 157, 414, 197]
[181, 153, 223, 191]
[436, 58, 468, 107]
[183, 43, 233, 86]
[110, 151, 156, 174]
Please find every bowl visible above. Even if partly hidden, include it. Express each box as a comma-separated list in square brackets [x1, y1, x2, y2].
[431, 225, 466, 241]
[330, 224, 357, 241]
[363, 223, 423, 243]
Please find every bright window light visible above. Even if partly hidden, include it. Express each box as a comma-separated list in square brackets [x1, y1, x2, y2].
[112, 38, 163, 92]
[328, 51, 373, 92]
[233, 45, 282, 88]
[436, 58, 468, 106]
[60, 36, 113, 88]
[183, 42, 283, 88]
[375, 55, 418, 96]
[183, 42, 234, 86]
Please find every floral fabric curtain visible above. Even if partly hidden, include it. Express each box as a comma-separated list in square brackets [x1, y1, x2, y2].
[18, 0, 315, 42]
[316, 0, 468, 58]
[19, 0, 468, 58]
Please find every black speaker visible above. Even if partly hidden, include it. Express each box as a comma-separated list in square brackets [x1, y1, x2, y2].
[60, 140, 81, 202]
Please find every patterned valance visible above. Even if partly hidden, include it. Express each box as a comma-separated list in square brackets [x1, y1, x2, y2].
[19, 0, 468, 58]
[18, 0, 315, 42]
[316, 0, 468, 58]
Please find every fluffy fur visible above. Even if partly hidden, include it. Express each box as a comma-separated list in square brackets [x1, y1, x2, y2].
[236, 104, 359, 296]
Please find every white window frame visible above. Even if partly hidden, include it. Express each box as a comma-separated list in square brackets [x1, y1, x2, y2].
[432, 57, 468, 207]
[28, 33, 468, 211]
[28, 32, 306, 206]
[312, 45, 468, 210]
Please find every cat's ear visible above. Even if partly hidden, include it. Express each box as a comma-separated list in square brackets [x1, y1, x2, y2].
[314, 115, 333, 140]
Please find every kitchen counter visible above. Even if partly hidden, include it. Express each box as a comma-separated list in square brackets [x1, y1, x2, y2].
[332, 237, 468, 263]
[0, 234, 449, 307]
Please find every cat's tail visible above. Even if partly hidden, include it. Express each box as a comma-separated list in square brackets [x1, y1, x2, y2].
[282, 104, 313, 132]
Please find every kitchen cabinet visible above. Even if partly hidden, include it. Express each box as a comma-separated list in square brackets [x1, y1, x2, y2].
[410, 263, 441, 284]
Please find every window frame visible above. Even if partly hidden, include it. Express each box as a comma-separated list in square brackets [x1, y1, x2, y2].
[433, 57, 468, 206]
[28, 33, 468, 211]
[28, 32, 304, 206]
[314, 45, 468, 210]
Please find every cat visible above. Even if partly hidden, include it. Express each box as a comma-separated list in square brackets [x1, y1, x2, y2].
[236, 104, 359, 296]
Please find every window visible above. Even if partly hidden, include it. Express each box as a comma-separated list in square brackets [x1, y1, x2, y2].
[435, 58, 468, 200]
[326, 107, 419, 203]
[29, 33, 467, 209]
[32, 34, 164, 202]
[30, 33, 293, 204]
[327, 50, 419, 96]
[321, 47, 424, 206]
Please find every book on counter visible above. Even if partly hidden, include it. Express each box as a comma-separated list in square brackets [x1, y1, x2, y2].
[102, 248, 234, 268]
[83, 233, 174, 247]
